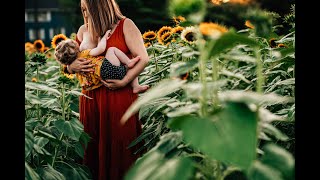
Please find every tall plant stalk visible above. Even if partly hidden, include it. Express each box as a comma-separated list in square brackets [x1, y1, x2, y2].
[36, 64, 41, 121]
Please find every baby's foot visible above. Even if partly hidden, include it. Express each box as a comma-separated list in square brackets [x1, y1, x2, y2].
[133, 85, 149, 94]
[127, 56, 140, 68]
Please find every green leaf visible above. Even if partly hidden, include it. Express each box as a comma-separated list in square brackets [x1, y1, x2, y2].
[74, 142, 85, 158]
[79, 132, 91, 149]
[36, 130, 57, 141]
[170, 58, 199, 77]
[218, 90, 294, 106]
[38, 164, 66, 180]
[125, 150, 193, 180]
[260, 144, 295, 180]
[25, 162, 40, 180]
[34, 137, 49, 148]
[125, 151, 164, 180]
[248, 161, 283, 180]
[182, 80, 227, 99]
[168, 102, 258, 170]
[166, 103, 200, 117]
[25, 129, 34, 158]
[54, 118, 83, 141]
[121, 79, 186, 123]
[149, 157, 193, 180]
[220, 69, 251, 84]
[209, 31, 259, 58]
[261, 124, 289, 141]
[25, 82, 61, 96]
[152, 132, 183, 154]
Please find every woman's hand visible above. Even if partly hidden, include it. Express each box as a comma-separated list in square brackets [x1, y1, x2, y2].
[100, 79, 128, 90]
[69, 58, 95, 73]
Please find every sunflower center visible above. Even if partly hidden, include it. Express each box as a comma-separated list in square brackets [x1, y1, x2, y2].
[35, 43, 42, 49]
[146, 34, 156, 39]
[56, 38, 65, 46]
[185, 32, 196, 42]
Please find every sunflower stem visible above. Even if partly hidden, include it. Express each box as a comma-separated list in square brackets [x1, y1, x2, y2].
[151, 41, 158, 72]
[36, 64, 41, 121]
[61, 82, 66, 120]
[198, 39, 209, 117]
[52, 133, 64, 167]
[211, 56, 220, 110]
[255, 48, 264, 93]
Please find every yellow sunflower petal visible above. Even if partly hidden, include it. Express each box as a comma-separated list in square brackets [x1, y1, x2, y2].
[51, 34, 68, 49]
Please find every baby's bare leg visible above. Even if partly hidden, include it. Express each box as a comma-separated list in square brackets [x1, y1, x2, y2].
[105, 47, 140, 68]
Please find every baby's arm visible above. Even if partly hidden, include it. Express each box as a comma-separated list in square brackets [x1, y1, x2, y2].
[89, 30, 111, 56]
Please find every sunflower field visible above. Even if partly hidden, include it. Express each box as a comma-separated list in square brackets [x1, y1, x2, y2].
[25, 0, 295, 179]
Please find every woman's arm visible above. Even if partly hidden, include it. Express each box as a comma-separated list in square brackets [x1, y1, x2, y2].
[101, 18, 149, 89]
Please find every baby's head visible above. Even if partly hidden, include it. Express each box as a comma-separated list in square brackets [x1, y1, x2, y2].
[54, 39, 80, 65]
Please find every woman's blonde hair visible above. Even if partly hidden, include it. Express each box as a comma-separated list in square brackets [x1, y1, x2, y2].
[54, 39, 79, 65]
[81, 0, 125, 40]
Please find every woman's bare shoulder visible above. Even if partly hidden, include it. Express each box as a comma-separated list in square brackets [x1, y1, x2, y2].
[123, 18, 140, 34]
[78, 24, 87, 33]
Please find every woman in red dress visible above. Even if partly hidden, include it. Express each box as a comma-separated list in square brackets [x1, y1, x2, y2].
[64, 0, 149, 179]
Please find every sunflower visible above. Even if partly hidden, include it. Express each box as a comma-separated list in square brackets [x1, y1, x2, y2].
[229, 0, 251, 5]
[46, 52, 53, 59]
[181, 26, 198, 44]
[157, 26, 172, 41]
[25, 42, 35, 54]
[277, 43, 287, 48]
[51, 34, 68, 48]
[173, 16, 186, 25]
[43, 46, 50, 53]
[199, 22, 228, 39]
[244, 20, 255, 29]
[31, 77, 37, 82]
[171, 26, 184, 34]
[142, 30, 157, 41]
[161, 32, 174, 46]
[63, 72, 75, 79]
[211, 0, 223, 5]
[33, 40, 45, 52]
[144, 42, 151, 48]
[269, 38, 277, 48]
[180, 72, 189, 80]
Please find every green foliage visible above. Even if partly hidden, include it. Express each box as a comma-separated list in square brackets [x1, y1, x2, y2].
[168, 0, 206, 23]
[25, 52, 91, 179]
[123, 2, 295, 179]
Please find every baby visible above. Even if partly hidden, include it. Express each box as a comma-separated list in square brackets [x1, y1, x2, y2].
[54, 29, 149, 93]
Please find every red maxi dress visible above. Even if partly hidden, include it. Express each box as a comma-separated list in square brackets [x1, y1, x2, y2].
[78, 18, 143, 180]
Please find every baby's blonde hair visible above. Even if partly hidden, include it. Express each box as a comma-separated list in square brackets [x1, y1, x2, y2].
[54, 39, 80, 65]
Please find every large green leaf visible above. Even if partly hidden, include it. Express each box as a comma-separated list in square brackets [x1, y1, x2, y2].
[209, 31, 260, 58]
[54, 118, 83, 141]
[121, 79, 186, 124]
[168, 102, 258, 170]
[125, 151, 193, 180]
